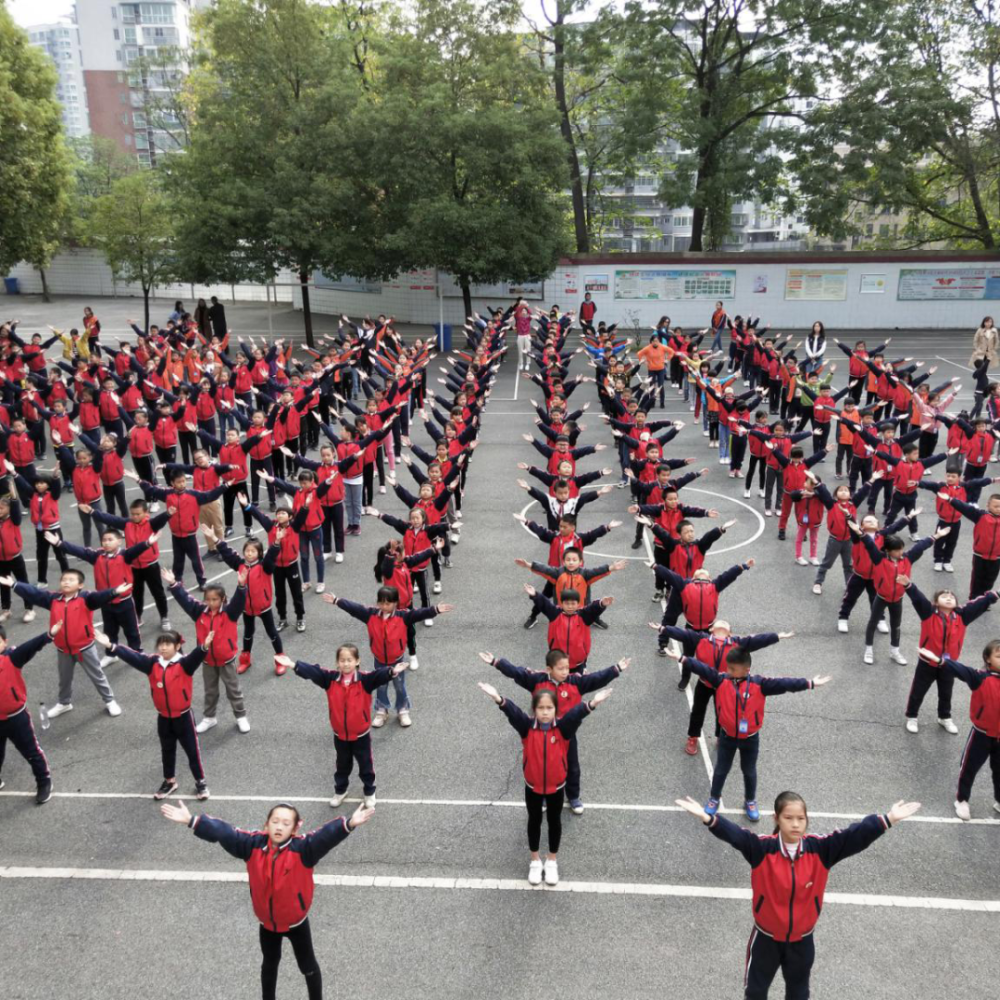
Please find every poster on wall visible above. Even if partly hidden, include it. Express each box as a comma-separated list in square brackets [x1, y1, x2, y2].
[385, 268, 437, 291]
[784, 268, 848, 301]
[438, 274, 545, 300]
[860, 273, 887, 294]
[561, 272, 579, 297]
[897, 267, 1000, 300]
[613, 269, 736, 300]
[752, 274, 768, 294]
[585, 274, 609, 293]
[313, 271, 382, 294]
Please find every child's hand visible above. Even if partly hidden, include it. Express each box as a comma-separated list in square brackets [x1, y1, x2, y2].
[348, 805, 376, 828]
[722, 519, 737, 531]
[512, 513, 527, 524]
[114, 582, 132, 595]
[523, 583, 536, 597]
[0, 575, 13, 587]
[160, 800, 193, 825]
[600, 595, 615, 608]
[590, 688, 613, 708]
[94, 631, 112, 648]
[811, 675, 832, 686]
[435, 604, 455, 614]
[616, 657, 631, 672]
[674, 795, 712, 823]
[477, 681, 502, 704]
[237, 492, 249, 507]
[917, 647, 941, 664]
[513, 558, 530, 569]
[934, 525, 951, 540]
[201, 524, 218, 543]
[887, 800, 922, 824]
[478, 651, 495, 665]
[48, 620, 64, 638]
[43, 531, 61, 546]
[203, 631, 215, 648]
[148, 531, 161, 545]
[161, 568, 177, 586]
[322, 593, 337, 605]
[365, 507, 380, 517]
[275, 654, 294, 670]
[777, 631, 795, 639]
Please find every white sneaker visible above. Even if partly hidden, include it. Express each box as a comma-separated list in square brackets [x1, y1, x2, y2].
[371, 709, 388, 729]
[809, 557, 820, 566]
[758, 489, 765, 498]
[543, 858, 559, 886]
[863, 647, 874, 664]
[335, 553, 344, 564]
[100, 655, 118, 669]
[22, 609, 35, 623]
[528, 859, 543, 885]
[933, 563, 943, 572]
[408, 656, 419, 672]
[743, 490, 751, 499]
[938, 717, 959, 734]
[890, 648, 907, 665]
[955, 800, 971, 821]
[329, 790, 348, 807]
[106, 700, 122, 717]
[719, 457, 727, 464]
[905, 718, 919, 734]
[423, 619, 433, 628]
[703, 430, 710, 437]
[877, 621, 890, 634]
[236, 717, 251, 733]
[943, 562, 954, 573]
[0, 610, 9, 622]
[837, 619, 849, 633]
[812, 584, 822, 595]
[450, 533, 460, 544]
[379, 485, 386, 495]
[398, 709, 412, 727]
[149, 502, 161, 513]
[46, 702, 73, 719]
[765, 509, 773, 517]
[363, 794, 377, 808]
[196, 716, 218, 734]
[795, 556, 809, 566]
[432, 581, 442, 594]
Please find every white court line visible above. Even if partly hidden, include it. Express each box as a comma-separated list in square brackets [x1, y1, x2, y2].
[937, 356, 974, 373]
[0, 790, 996, 825]
[1, 864, 998, 911]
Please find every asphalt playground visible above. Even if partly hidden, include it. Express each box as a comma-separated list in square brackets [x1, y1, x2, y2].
[0, 296, 998, 999]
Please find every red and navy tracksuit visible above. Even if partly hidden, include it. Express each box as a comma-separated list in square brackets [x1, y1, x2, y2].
[0, 632, 55, 790]
[189, 811, 352, 998]
[947, 497, 1000, 598]
[293, 660, 395, 796]
[495, 695, 593, 853]
[683, 656, 815, 803]
[492, 656, 621, 801]
[707, 811, 892, 1000]
[656, 564, 750, 651]
[114, 644, 207, 783]
[942, 657, 1000, 803]
[905, 584, 997, 721]
[528, 590, 605, 672]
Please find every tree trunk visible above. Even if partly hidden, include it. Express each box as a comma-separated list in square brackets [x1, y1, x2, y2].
[461, 279, 473, 326]
[38, 267, 51, 303]
[552, 6, 590, 253]
[143, 285, 151, 333]
[299, 267, 315, 348]
[688, 144, 717, 253]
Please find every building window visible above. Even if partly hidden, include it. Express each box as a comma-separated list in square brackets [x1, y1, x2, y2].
[879, 223, 890, 237]
[865, 223, 874, 236]
[113, 28, 120, 39]
[133, 112, 147, 128]
[121, 113, 129, 125]
[673, 215, 692, 228]
[116, 50, 123, 62]
[111, 6, 117, 18]
[731, 213, 748, 227]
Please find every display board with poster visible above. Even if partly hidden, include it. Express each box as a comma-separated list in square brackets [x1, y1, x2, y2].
[385, 268, 437, 291]
[437, 274, 545, 300]
[613, 269, 736, 300]
[313, 271, 382, 294]
[897, 267, 1000, 300]
[859, 273, 887, 294]
[784, 268, 849, 301]
[584, 274, 609, 293]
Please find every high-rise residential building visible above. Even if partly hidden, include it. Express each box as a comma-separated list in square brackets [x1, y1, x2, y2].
[27, 20, 91, 139]
[73, 0, 199, 166]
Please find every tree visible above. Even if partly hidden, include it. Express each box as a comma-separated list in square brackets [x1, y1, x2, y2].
[0, 7, 74, 294]
[90, 171, 176, 331]
[616, 0, 877, 251]
[367, 0, 570, 317]
[170, 0, 393, 346]
[791, 1, 1000, 249]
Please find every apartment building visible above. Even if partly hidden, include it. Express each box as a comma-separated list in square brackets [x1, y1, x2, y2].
[27, 21, 91, 138]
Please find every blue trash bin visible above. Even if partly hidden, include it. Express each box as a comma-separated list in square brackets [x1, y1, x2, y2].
[434, 323, 452, 352]
[3, 277, 19, 295]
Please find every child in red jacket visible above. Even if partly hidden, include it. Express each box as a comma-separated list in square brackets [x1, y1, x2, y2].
[283, 643, 407, 809]
[478, 680, 612, 885]
[525, 583, 613, 673]
[161, 799, 373, 1000]
[676, 791, 920, 999]
[96, 628, 209, 800]
[670, 646, 830, 821]
[482, 647, 626, 815]
[920, 641, 1000, 820]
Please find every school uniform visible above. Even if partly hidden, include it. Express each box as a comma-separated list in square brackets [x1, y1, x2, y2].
[294, 660, 395, 795]
[941, 657, 1000, 805]
[0, 632, 55, 791]
[683, 656, 815, 804]
[862, 535, 933, 647]
[216, 539, 284, 660]
[0, 498, 32, 613]
[707, 811, 893, 1000]
[947, 497, 1000, 597]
